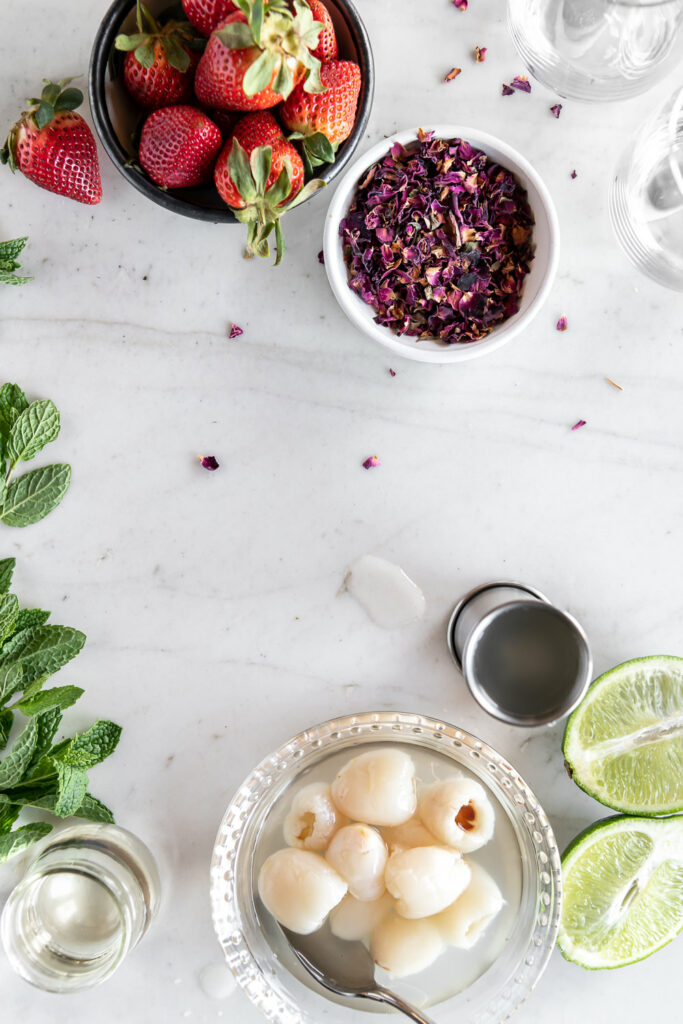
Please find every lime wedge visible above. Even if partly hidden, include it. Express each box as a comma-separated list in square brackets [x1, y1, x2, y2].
[558, 815, 683, 969]
[563, 655, 683, 814]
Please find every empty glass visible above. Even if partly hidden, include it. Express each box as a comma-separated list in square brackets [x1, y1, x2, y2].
[610, 84, 683, 288]
[508, 0, 683, 101]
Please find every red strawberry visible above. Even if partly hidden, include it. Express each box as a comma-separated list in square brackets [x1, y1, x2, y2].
[307, 0, 337, 61]
[194, 2, 324, 111]
[139, 105, 222, 188]
[214, 111, 323, 263]
[280, 59, 360, 169]
[182, 0, 237, 37]
[1, 78, 102, 205]
[115, 1, 203, 111]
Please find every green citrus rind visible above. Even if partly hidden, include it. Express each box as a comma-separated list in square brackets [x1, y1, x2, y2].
[558, 814, 683, 969]
[563, 655, 683, 816]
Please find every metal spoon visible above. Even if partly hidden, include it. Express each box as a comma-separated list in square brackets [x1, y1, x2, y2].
[281, 922, 437, 1024]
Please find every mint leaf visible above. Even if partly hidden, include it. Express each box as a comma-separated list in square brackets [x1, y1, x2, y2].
[3, 786, 114, 824]
[0, 717, 37, 787]
[0, 663, 23, 704]
[0, 822, 52, 864]
[0, 624, 85, 687]
[0, 593, 19, 644]
[0, 463, 71, 527]
[54, 762, 89, 817]
[0, 238, 28, 264]
[10, 608, 51, 638]
[0, 797, 20, 834]
[27, 707, 62, 770]
[53, 720, 122, 769]
[7, 400, 60, 464]
[0, 557, 15, 593]
[12, 685, 83, 716]
[0, 709, 12, 749]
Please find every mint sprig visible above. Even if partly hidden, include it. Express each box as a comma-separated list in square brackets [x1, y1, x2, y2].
[0, 237, 33, 286]
[0, 558, 121, 863]
[0, 383, 71, 527]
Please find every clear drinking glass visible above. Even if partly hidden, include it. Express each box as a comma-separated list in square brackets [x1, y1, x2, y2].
[1, 823, 161, 992]
[507, 0, 683, 101]
[610, 84, 683, 288]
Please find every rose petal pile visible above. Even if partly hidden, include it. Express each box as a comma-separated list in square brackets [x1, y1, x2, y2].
[340, 130, 535, 344]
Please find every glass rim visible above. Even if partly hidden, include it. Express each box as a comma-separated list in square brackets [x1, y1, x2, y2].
[210, 710, 563, 1024]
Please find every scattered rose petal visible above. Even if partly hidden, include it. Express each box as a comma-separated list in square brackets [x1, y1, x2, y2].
[199, 455, 220, 471]
[474, 46, 487, 62]
[229, 324, 243, 339]
[550, 103, 563, 118]
[445, 67, 462, 82]
[453, 0, 468, 9]
[362, 455, 381, 469]
[389, 368, 396, 377]
[556, 315, 568, 331]
[606, 377, 624, 391]
[571, 420, 586, 431]
[317, 250, 325, 264]
[501, 83, 514, 96]
[511, 75, 531, 92]
[570, 169, 577, 179]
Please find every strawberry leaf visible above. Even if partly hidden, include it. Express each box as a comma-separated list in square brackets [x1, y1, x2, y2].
[41, 82, 60, 105]
[243, 49, 278, 95]
[161, 36, 190, 73]
[250, 145, 272, 193]
[301, 131, 335, 168]
[54, 88, 84, 112]
[217, 22, 254, 49]
[227, 139, 257, 205]
[272, 59, 293, 98]
[34, 102, 54, 130]
[134, 41, 156, 68]
[115, 32, 149, 51]
[265, 164, 292, 208]
[251, 0, 265, 44]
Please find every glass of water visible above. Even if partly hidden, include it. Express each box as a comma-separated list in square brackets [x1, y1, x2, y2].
[610, 84, 683, 289]
[507, 0, 683, 101]
[0, 823, 161, 992]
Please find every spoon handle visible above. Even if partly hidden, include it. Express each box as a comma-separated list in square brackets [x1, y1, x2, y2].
[368, 987, 438, 1024]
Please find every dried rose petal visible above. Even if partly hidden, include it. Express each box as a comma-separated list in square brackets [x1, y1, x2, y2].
[511, 75, 531, 92]
[389, 368, 396, 377]
[199, 455, 220, 470]
[445, 67, 462, 82]
[570, 169, 577, 179]
[362, 455, 381, 469]
[571, 420, 586, 431]
[550, 103, 562, 118]
[229, 324, 243, 339]
[340, 133, 535, 346]
[556, 315, 568, 331]
[453, 0, 468, 9]
[317, 250, 325, 264]
[501, 83, 514, 96]
[474, 46, 487, 62]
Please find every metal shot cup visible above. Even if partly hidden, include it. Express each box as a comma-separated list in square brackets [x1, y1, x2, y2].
[447, 581, 592, 727]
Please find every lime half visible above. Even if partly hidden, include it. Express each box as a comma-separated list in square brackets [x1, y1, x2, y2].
[559, 815, 683, 969]
[563, 655, 683, 814]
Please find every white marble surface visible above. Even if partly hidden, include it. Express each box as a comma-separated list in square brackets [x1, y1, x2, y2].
[1, 1, 683, 1021]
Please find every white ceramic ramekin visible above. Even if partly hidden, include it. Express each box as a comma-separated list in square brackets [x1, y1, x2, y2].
[323, 125, 560, 364]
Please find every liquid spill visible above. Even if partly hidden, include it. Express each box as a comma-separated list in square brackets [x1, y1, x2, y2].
[199, 963, 237, 1000]
[343, 555, 426, 629]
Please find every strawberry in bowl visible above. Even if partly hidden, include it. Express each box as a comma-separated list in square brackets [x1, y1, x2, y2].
[89, 0, 374, 258]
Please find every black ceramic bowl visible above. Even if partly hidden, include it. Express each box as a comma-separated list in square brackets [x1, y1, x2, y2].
[89, 0, 374, 223]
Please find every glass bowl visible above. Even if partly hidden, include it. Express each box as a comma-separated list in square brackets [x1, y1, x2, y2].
[210, 712, 562, 1024]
